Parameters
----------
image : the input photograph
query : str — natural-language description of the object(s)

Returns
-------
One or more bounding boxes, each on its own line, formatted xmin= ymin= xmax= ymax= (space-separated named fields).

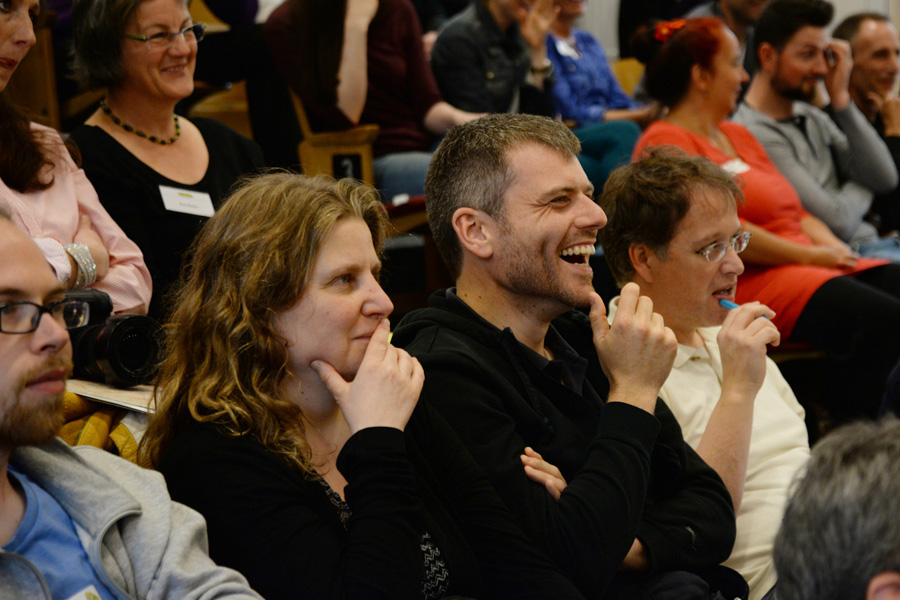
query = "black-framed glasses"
xmin=126 ymin=22 xmax=206 ymax=47
xmin=0 ymin=300 xmax=90 ymax=334
xmin=695 ymin=231 xmax=752 ymax=262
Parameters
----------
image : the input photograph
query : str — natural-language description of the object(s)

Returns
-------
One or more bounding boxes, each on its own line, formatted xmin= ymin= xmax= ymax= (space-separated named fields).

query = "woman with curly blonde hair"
xmin=139 ymin=172 xmax=585 ymax=600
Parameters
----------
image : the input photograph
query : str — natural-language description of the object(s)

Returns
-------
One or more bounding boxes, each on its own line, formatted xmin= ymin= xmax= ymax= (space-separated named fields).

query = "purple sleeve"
xmin=202 ymin=0 xmax=259 ymax=27
xmin=398 ymin=0 xmax=443 ymax=122
xmin=264 ymin=3 xmax=354 ymax=132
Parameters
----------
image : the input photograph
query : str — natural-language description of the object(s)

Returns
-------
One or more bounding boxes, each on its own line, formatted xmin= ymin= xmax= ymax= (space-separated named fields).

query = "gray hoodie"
xmin=1 ymin=438 xmax=263 ymax=600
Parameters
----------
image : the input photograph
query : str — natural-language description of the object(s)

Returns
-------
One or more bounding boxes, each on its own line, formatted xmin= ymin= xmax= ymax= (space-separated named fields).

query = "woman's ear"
xmin=691 ymin=62 xmax=711 ymax=94
xmin=451 ymin=207 xmax=494 ymax=260
xmin=628 ymin=243 xmax=657 ymax=284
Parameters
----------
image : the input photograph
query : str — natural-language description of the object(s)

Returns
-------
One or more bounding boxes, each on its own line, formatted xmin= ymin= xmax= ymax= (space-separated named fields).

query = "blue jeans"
xmin=854 ymin=236 xmax=900 ymax=262
xmin=574 ymin=120 xmax=641 ymax=189
xmin=373 ymin=151 xmax=433 ymax=203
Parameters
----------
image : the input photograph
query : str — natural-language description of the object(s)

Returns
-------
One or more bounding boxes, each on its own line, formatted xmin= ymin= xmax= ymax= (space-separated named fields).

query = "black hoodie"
xmin=392 ymin=289 xmax=736 ymax=598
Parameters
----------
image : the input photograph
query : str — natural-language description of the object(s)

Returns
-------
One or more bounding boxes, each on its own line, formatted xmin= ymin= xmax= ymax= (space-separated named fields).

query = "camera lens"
xmin=71 ymin=316 xmax=162 ymax=388
xmin=92 ymin=316 xmax=162 ymax=388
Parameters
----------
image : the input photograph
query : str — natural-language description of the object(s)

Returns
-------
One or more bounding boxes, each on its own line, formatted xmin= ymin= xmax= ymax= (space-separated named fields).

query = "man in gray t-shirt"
xmin=733 ymin=0 xmax=900 ymax=258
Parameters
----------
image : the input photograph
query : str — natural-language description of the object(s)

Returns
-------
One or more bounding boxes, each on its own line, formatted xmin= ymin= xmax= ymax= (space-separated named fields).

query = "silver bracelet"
xmin=65 ymin=242 xmax=97 ymax=289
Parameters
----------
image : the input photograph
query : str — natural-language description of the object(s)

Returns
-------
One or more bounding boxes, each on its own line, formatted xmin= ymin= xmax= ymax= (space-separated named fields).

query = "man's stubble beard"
xmin=0 ymin=356 xmax=73 ymax=448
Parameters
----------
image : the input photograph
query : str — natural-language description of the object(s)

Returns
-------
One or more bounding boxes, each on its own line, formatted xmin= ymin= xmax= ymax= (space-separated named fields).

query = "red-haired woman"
xmin=632 ymin=16 xmax=900 ymax=415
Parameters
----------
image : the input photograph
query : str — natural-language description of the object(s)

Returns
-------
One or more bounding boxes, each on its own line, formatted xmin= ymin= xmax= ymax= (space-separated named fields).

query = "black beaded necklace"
xmin=100 ymin=100 xmax=181 ymax=145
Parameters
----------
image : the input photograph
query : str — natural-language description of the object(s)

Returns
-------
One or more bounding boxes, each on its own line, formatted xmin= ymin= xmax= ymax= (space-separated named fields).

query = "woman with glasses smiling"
xmin=630 ymin=17 xmax=900 ymax=419
xmin=69 ymin=0 xmax=265 ymax=321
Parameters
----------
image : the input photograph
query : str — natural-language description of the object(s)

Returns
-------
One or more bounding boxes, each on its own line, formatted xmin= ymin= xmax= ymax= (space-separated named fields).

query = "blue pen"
xmin=718 ymin=299 xmax=740 ymax=310
xmin=720 ymin=298 xmax=771 ymax=319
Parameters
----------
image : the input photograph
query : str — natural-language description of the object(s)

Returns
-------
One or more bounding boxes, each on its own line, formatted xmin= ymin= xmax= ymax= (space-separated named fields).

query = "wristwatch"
xmin=530 ymin=59 xmax=554 ymax=77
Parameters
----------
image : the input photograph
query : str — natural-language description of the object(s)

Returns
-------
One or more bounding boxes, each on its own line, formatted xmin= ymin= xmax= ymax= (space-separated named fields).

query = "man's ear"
xmin=451 ymin=207 xmax=495 ymax=260
xmin=757 ymin=42 xmax=778 ymax=74
xmin=867 ymin=572 xmax=900 ymax=600
xmin=628 ymin=244 xmax=657 ymax=284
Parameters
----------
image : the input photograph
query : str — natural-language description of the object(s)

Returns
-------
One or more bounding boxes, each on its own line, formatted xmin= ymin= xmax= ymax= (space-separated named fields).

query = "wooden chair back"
xmin=610 ymin=57 xmax=645 ymax=97
xmin=289 ymin=90 xmax=379 ymax=185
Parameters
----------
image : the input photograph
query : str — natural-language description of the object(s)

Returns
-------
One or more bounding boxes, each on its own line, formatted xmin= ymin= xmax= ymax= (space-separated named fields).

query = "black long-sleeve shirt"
xmin=159 ymin=404 xmax=587 ymax=600
xmin=393 ymin=290 xmax=737 ymax=599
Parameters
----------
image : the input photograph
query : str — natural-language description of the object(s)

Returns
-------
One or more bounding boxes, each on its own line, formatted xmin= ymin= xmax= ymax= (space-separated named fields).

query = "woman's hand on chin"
xmin=311 ymin=318 xmax=423 ymax=434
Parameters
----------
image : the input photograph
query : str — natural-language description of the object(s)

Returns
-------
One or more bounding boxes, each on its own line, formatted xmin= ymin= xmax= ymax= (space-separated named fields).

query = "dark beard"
xmin=0 ymin=356 xmax=73 ymax=448
xmin=772 ymin=74 xmax=818 ymax=103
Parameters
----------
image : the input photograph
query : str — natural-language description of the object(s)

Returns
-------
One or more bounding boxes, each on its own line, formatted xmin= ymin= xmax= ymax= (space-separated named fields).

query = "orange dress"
xmin=634 ymin=120 xmax=886 ymax=338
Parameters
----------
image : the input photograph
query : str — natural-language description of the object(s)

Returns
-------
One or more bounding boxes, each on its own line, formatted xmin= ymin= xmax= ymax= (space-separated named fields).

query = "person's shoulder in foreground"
xmin=776 ymin=417 xmax=900 ymax=600
xmin=0 ymin=213 xmax=260 ymax=600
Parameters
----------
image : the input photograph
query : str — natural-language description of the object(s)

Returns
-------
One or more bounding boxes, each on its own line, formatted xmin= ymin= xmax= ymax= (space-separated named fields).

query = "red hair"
xmin=634 ymin=17 xmax=728 ymax=107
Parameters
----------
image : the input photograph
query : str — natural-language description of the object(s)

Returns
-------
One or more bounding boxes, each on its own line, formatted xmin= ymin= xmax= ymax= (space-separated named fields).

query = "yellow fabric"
xmin=59 ymin=390 xmax=139 ymax=463
xmin=109 ymin=422 xmax=139 ymax=463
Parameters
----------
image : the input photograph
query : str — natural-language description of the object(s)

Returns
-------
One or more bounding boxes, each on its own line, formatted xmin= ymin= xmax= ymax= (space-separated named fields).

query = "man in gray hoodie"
xmin=0 ymin=210 xmax=262 ymax=600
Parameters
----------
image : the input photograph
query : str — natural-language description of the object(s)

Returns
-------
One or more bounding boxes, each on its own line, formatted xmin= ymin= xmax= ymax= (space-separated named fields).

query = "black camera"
xmin=66 ymin=290 xmax=162 ymax=388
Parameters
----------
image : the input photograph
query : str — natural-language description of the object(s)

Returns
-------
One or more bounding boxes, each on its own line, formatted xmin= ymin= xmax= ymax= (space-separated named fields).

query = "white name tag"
xmin=720 ymin=158 xmax=751 ymax=175
xmin=66 ymin=584 xmax=102 ymax=600
xmin=159 ymin=185 xmax=215 ymax=217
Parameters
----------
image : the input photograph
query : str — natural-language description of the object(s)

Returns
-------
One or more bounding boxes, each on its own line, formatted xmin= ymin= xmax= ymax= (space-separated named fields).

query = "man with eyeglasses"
xmin=0 ymin=212 xmax=262 ymax=599
xmin=597 ymin=149 xmax=810 ymax=600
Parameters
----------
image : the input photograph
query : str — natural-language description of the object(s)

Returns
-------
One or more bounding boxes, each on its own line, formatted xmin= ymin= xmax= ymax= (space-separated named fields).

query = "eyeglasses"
xmin=125 ymin=22 xmax=206 ymax=47
xmin=0 ymin=300 xmax=90 ymax=334
xmin=695 ymin=231 xmax=752 ymax=262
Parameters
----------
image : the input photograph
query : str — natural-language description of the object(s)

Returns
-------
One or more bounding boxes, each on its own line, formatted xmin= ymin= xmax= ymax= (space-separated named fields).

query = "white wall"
xmin=579 ymin=0 xmax=893 ymax=61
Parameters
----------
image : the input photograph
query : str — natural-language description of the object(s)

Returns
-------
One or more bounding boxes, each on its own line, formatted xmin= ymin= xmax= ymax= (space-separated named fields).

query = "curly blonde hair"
xmin=138 ymin=173 xmax=389 ymax=476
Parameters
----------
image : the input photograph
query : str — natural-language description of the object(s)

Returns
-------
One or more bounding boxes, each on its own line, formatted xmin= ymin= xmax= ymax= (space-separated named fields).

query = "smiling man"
xmin=598 ymin=148 xmax=810 ymax=600
xmin=0 ymin=211 xmax=261 ymax=600
xmin=392 ymin=114 xmax=738 ymax=599
xmin=833 ymin=13 xmax=900 ymax=123
xmin=833 ymin=13 xmax=900 ymax=234
xmin=733 ymin=0 xmax=900 ymax=260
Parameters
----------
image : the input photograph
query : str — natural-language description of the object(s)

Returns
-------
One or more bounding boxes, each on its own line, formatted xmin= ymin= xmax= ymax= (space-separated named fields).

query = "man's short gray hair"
xmin=775 ymin=418 xmax=900 ymax=600
xmin=424 ymin=113 xmax=581 ymax=280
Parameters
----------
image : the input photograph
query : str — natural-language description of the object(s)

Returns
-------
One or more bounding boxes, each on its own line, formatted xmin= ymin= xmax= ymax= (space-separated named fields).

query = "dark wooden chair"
xmin=289 ymin=90 xmax=380 ymax=185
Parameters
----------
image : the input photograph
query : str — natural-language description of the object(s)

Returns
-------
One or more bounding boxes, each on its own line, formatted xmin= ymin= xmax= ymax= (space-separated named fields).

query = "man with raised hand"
xmin=734 ymin=0 xmax=900 ymax=260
